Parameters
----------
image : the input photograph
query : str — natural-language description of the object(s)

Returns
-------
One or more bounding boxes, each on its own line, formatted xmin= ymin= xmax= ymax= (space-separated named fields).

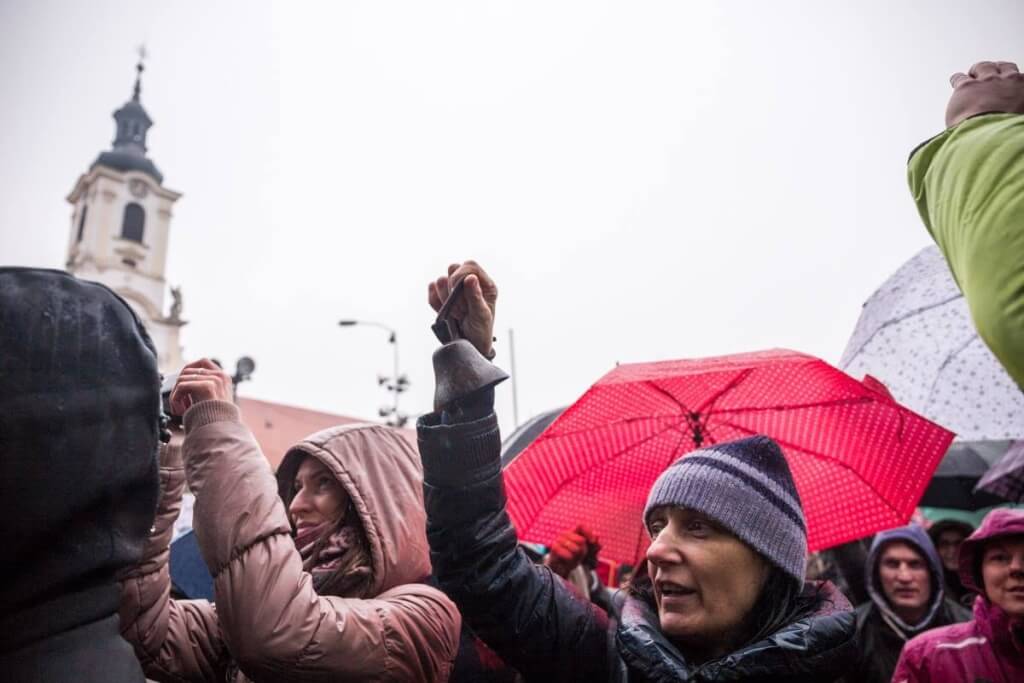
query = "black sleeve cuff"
xmin=417 ymin=410 xmax=502 ymax=488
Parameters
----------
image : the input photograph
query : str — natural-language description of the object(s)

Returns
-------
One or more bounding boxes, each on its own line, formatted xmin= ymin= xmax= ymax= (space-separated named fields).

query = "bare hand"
xmin=946 ymin=61 xmax=1024 ymax=128
xmin=169 ymin=358 xmax=233 ymax=416
xmin=427 ymin=260 xmax=497 ymax=358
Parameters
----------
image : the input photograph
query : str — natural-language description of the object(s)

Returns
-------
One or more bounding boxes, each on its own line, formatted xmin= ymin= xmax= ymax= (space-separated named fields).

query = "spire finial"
xmin=133 ymin=44 xmax=148 ymax=102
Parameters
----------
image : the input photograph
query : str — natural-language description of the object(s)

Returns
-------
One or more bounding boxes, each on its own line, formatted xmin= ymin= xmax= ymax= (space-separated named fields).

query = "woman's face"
xmin=936 ymin=529 xmax=968 ymax=572
xmin=646 ymin=507 xmax=769 ymax=653
xmin=981 ymin=535 xmax=1024 ymax=618
xmin=288 ymin=456 xmax=349 ymax=532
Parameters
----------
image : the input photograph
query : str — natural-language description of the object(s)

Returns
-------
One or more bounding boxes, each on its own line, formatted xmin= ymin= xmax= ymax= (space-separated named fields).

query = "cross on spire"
xmin=133 ymin=44 xmax=147 ymax=102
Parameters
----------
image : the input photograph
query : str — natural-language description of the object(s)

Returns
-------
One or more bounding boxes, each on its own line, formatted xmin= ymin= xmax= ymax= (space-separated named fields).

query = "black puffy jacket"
xmin=0 ymin=269 xmax=161 ymax=683
xmin=418 ymin=410 xmax=858 ymax=682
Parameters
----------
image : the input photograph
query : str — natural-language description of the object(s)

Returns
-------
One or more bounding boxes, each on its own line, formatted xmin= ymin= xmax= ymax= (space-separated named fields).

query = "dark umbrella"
xmin=975 ymin=441 xmax=1024 ymax=503
xmin=920 ymin=441 xmax=1011 ymax=510
xmin=501 ymin=407 xmax=565 ymax=468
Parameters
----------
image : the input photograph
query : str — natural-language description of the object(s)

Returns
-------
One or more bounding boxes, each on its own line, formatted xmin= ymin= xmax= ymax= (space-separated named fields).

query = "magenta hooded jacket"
xmin=892 ymin=508 xmax=1024 ymax=683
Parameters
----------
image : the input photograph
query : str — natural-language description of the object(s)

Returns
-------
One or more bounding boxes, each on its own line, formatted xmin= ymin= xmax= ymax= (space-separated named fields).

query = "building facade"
xmin=65 ymin=61 xmax=185 ymax=374
xmin=63 ymin=60 xmax=377 ymax=460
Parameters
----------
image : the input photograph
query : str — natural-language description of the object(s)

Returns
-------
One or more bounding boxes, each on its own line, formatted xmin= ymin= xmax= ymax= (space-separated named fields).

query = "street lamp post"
xmin=209 ymin=356 xmax=256 ymax=403
xmin=338 ymin=320 xmax=410 ymax=427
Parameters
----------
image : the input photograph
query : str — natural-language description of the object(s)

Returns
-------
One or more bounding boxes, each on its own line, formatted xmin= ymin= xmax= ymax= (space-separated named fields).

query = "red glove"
xmin=545 ymin=526 xmax=601 ymax=578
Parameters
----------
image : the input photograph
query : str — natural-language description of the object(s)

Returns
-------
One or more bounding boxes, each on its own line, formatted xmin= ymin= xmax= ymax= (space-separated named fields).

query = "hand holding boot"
xmin=428 ymin=260 xmax=497 ymax=359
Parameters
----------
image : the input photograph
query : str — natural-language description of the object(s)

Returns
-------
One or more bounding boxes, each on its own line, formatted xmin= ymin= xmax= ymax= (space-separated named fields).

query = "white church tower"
xmin=65 ymin=58 xmax=186 ymax=374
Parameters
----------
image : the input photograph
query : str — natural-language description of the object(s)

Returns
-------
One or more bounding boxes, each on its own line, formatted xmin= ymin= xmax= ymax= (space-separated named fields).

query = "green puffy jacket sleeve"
xmin=908 ymin=113 xmax=1024 ymax=390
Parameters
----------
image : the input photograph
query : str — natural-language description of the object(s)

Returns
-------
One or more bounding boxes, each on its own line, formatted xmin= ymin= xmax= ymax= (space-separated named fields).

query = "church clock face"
xmin=129 ymin=179 xmax=149 ymax=199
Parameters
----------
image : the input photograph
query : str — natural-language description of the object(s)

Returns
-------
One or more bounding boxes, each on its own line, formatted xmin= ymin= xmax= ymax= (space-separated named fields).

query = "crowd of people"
xmin=2 ymin=61 xmax=1024 ymax=682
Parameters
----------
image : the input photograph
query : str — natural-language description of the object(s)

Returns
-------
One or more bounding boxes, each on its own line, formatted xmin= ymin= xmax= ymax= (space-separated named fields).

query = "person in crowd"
xmin=893 ymin=508 xmax=1024 ymax=682
xmin=808 ymin=539 xmax=871 ymax=607
xmin=417 ymin=261 xmax=857 ymax=681
xmin=908 ymin=60 xmax=1024 ymax=389
xmin=118 ymin=358 xmax=461 ymax=682
xmin=928 ymin=519 xmax=976 ymax=606
xmin=544 ymin=525 xmax=616 ymax=612
xmin=545 ymin=525 xmax=601 ymax=583
xmin=847 ymin=525 xmax=970 ymax=683
xmin=0 ymin=268 xmax=161 ymax=683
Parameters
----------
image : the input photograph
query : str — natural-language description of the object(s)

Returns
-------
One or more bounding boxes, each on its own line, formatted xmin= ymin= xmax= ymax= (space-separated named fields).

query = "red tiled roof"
xmin=236 ymin=397 xmax=375 ymax=470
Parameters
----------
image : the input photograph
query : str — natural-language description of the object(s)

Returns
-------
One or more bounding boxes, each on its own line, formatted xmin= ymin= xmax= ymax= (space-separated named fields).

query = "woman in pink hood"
xmin=893 ymin=508 xmax=1024 ymax=683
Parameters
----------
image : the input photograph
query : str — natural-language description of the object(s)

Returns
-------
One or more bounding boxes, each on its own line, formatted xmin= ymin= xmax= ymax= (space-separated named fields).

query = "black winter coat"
xmin=0 ymin=269 xmax=161 ymax=683
xmin=418 ymin=410 xmax=859 ymax=682
xmin=848 ymin=598 xmax=971 ymax=683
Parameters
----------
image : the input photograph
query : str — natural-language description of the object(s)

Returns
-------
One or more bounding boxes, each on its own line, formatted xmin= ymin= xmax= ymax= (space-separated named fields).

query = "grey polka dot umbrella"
xmin=840 ymin=246 xmax=1024 ymax=441
xmin=975 ymin=441 xmax=1024 ymax=503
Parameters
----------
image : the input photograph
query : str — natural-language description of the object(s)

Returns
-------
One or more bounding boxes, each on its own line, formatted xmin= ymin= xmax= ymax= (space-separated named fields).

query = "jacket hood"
xmin=927 ymin=519 xmax=975 ymax=546
xmin=276 ymin=423 xmax=431 ymax=596
xmin=865 ymin=525 xmax=945 ymax=633
xmin=617 ymin=581 xmax=856 ymax=681
xmin=0 ymin=268 xmax=160 ymax=654
xmin=958 ymin=508 xmax=1024 ymax=597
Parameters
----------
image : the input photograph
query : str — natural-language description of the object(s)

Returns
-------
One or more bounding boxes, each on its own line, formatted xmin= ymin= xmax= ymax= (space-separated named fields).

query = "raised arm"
xmin=419 ymin=262 xmax=611 ymax=681
xmin=172 ymin=361 xmax=461 ymax=682
xmin=908 ymin=60 xmax=1024 ymax=388
xmin=117 ymin=442 xmax=228 ymax=682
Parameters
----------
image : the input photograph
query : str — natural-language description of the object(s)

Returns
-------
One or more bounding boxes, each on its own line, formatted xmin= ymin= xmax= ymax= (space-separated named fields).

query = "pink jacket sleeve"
xmin=891 ymin=641 xmax=927 ymax=683
xmin=117 ymin=442 xmax=228 ymax=682
xmin=183 ymin=400 xmax=461 ymax=683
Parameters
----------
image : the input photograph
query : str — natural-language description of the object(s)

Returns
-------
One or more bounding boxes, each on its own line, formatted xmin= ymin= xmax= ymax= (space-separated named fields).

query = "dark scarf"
xmin=295 ymin=519 xmax=372 ymax=595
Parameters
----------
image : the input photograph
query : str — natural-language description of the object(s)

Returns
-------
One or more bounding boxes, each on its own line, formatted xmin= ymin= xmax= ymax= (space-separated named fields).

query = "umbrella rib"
xmin=696 ymin=368 xmax=755 ymax=413
xmin=711 ymin=396 xmax=875 ymax=416
xmin=517 ymin=419 xmax=685 ymax=533
xmin=642 ymin=380 xmax=690 ymax=413
xmin=925 ymin=333 xmax=976 ymax=406
xmin=630 ymin=425 xmax=691 ymax=565
xmin=524 ymin=379 xmax=688 ymax=446
xmin=715 ymin=418 xmax=904 ymax=519
xmin=843 ymin=293 xmax=964 ymax=365
xmin=538 ymin=414 xmax=680 ymax=442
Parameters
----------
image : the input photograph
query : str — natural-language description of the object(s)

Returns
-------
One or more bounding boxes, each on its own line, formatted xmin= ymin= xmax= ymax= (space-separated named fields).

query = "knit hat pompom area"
xmin=643 ymin=435 xmax=808 ymax=586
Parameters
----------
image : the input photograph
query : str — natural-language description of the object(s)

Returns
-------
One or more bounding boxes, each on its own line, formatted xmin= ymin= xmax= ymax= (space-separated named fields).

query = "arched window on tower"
xmin=121 ymin=203 xmax=145 ymax=243
xmin=76 ymin=204 xmax=88 ymax=242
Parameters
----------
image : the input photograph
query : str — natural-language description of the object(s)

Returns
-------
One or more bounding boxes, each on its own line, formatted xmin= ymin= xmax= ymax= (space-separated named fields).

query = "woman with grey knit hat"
xmin=418 ymin=261 xmax=858 ymax=682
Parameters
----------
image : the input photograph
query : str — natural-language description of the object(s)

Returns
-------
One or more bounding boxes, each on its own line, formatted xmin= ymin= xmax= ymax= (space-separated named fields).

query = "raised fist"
xmin=427 ymin=260 xmax=498 ymax=359
xmin=169 ymin=358 xmax=233 ymax=416
xmin=946 ymin=61 xmax=1024 ymax=128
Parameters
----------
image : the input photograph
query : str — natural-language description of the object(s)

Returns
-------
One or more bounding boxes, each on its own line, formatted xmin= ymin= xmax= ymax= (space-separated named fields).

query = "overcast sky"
xmin=2 ymin=1 xmax=1022 ymax=435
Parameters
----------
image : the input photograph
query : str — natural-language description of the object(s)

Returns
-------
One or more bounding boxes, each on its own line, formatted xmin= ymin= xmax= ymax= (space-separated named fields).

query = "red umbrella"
xmin=504 ymin=349 xmax=955 ymax=567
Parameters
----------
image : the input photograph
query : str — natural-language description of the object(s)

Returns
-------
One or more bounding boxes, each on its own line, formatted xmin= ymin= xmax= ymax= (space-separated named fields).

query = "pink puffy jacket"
xmin=892 ymin=509 xmax=1024 ymax=683
xmin=118 ymin=400 xmax=461 ymax=682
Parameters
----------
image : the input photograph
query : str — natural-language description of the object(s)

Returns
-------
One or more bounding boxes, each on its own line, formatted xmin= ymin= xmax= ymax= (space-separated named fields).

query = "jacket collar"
xmin=616 ymin=597 xmax=691 ymax=681
xmin=616 ymin=582 xmax=856 ymax=681
xmin=971 ymin=596 xmax=1024 ymax=659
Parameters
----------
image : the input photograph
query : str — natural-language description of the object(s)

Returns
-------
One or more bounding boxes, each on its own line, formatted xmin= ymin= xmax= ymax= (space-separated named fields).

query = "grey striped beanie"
xmin=643 ymin=435 xmax=807 ymax=586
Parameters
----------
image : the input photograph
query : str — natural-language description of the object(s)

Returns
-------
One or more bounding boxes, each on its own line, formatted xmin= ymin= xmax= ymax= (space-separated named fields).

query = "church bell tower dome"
xmin=91 ymin=61 xmax=164 ymax=183
xmin=65 ymin=54 xmax=186 ymax=374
